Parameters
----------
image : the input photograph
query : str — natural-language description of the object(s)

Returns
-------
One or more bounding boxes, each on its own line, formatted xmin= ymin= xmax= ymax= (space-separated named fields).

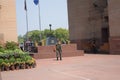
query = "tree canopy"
xmin=18 ymin=28 xmax=69 ymax=43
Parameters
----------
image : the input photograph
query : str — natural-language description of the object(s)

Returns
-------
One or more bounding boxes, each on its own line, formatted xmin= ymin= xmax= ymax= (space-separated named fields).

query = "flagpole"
xmin=38 ymin=0 xmax=42 ymax=41
xmin=26 ymin=10 xmax=29 ymax=41
xmin=25 ymin=0 xmax=29 ymax=41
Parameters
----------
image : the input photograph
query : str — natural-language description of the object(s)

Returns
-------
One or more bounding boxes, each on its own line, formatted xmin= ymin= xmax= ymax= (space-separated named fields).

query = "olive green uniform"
xmin=56 ymin=43 xmax=62 ymax=60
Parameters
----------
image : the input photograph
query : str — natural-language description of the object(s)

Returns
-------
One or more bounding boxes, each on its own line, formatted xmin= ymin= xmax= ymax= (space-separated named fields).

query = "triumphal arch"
xmin=68 ymin=0 xmax=120 ymax=54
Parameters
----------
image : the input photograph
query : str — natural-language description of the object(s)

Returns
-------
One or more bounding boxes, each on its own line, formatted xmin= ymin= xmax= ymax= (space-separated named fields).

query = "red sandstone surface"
xmin=1 ymin=54 xmax=120 ymax=80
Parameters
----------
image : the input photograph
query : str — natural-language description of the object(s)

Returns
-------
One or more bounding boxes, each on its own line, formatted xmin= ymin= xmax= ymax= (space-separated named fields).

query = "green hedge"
xmin=0 ymin=49 xmax=36 ymax=71
xmin=0 ymin=41 xmax=36 ymax=71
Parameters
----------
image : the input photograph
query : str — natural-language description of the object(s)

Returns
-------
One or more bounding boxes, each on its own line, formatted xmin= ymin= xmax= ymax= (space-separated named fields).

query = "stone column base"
xmin=71 ymin=39 xmax=89 ymax=50
xmin=71 ymin=39 xmax=102 ymax=53
xmin=109 ymin=37 xmax=120 ymax=54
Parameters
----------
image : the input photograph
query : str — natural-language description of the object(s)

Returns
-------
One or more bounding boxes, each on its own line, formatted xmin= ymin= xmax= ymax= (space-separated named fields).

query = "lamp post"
xmin=49 ymin=24 xmax=52 ymax=32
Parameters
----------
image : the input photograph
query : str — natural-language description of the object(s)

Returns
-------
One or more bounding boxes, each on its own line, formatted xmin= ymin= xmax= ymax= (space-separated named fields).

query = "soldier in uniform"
xmin=55 ymin=41 xmax=62 ymax=60
xmin=91 ymin=39 xmax=97 ymax=53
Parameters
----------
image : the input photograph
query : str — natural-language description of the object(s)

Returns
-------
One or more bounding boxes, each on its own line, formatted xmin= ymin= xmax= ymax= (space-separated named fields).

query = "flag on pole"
xmin=24 ymin=0 xmax=27 ymax=10
xmin=34 ymin=0 xmax=39 ymax=5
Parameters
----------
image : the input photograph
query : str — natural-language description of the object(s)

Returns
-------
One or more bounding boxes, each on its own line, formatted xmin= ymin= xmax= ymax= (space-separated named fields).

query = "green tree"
xmin=28 ymin=30 xmax=41 ymax=42
xmin=18 ymin=28 xmax=69 ymax=44
xmin=43 ymin=29 xmax=54 ymax=38
xmin=18 ymin=35 xmax=24 ymax=43
xmin=54 ymin=28 xmax=69 ymax=41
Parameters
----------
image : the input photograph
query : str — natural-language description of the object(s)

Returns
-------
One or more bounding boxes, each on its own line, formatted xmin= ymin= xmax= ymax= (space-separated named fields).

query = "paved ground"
xmin=1 ymin=54 xmax=120 ymax=80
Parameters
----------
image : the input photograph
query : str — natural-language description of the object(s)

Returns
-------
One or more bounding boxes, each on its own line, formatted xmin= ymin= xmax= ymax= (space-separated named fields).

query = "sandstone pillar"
xmin=0 ymin=0 xmax=18 ymax=43
xmin=108 ymin=0 xmax=120 ymax=54
xmin=67 ymin=0 xmax=102 ymax=50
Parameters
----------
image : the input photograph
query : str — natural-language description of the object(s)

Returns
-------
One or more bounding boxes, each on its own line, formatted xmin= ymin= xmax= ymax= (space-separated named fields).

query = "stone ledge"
xmin=33 ymin=44 xmax=84 ymax=59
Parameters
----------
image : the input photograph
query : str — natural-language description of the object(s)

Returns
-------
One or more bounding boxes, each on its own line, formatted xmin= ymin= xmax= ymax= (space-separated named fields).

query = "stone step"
xmin=33 ymin=44 xmax=84 ymax=59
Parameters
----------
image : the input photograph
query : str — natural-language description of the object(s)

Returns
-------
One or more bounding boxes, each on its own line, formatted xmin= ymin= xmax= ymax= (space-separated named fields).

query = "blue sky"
xmin=16 ymin=0 xmax=68 ymax=36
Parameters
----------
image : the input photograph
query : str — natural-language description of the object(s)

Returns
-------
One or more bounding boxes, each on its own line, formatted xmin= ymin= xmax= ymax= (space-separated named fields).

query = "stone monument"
xmin=0 ymin=0 xmax=17 ymax=43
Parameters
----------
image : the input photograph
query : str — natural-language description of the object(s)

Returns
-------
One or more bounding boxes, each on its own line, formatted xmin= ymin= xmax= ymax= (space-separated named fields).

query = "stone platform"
xmin=33 ymin=44 xmax=84 ymax=59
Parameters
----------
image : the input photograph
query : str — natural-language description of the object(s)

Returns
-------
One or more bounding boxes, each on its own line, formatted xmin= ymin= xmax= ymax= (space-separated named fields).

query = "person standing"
xmin=19 ymin=43 xmax=24 ymax=51
xmin=91 ymin=40 xmax=97 ymax=53
xmin=55 ymin=41 xmax=62 ymax=60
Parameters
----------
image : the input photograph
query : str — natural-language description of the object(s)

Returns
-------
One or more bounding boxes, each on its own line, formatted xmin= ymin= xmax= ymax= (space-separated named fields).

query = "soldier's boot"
xmin=57 ymin=57 xmax=59 ymax=60
xmin=60 ymin=56 xmax=62 ymax=60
